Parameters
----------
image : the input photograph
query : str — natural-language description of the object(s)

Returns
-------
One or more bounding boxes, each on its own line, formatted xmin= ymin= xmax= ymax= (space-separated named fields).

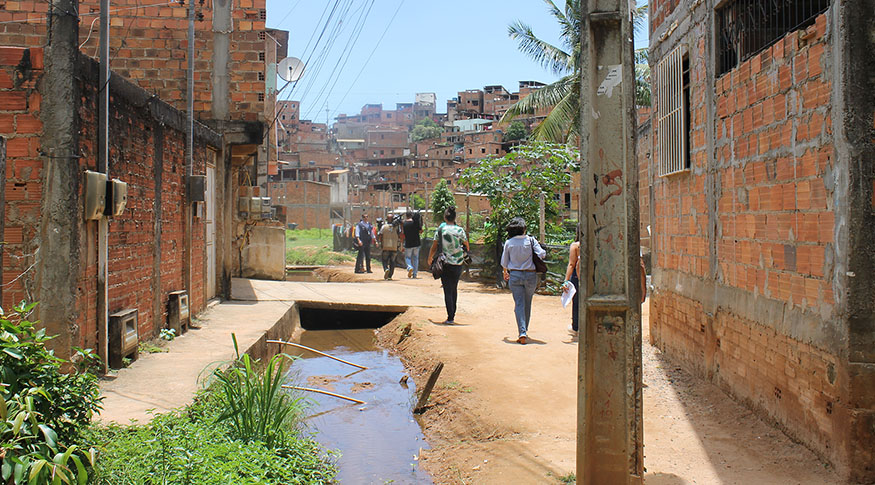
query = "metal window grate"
xmin=717 ymin=0 xmax=831 ymax=77
xmin=655 ymin=46 xmax=689 ymax=177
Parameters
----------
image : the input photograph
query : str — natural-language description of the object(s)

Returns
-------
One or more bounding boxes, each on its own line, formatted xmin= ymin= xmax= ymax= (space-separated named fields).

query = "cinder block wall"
xmin=648 ymin=2 xmax=874 ymax=481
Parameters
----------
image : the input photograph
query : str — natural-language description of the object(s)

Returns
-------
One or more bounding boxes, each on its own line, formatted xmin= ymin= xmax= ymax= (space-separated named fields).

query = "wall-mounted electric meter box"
xmin=84 ymin=170 xmax=107 ymax=220
xmin=106 ymin=179 xmax=128 ymax=216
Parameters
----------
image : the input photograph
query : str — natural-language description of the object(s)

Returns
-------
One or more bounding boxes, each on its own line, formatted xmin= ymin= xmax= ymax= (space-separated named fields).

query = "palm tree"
xmin=501 ymin=0 xmax=649 ymax=143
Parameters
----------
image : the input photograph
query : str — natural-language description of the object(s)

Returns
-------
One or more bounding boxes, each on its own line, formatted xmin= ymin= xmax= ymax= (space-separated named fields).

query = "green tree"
xmin=410 ymin=193 xmax=426 ymax=210
xmin=430 ymin=179 xmax=455 ymax=224
xmin=501 ymin=0 xmax=648 ymax=142
xmin=458 ymin=142 xmax=580 ymax=249
xmin=635 ymin=48 xmax=651 ymax=107
xmin=410 ymin=118 xmax=443 ymax=142
xmin=503 ymin=120 xmax=528 ymax=142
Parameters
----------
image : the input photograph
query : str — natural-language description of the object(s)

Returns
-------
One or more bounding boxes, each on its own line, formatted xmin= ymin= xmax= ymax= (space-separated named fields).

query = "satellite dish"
xmin=278 ymin=57 xmax=305 ymax=82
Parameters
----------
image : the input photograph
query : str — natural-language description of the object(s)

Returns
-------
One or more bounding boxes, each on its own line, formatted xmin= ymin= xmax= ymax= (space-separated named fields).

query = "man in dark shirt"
xmin=401 ymin=211 xmax=422 ymax=278
xmin=354 ymin=213 xmax=374 ymax=273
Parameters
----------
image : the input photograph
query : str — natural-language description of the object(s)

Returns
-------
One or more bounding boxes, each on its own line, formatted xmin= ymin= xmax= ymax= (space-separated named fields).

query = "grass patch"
xmin=286 ymin=247 xmax=354 ymax=266
xmin=84 ymin=392 xmax=335 ymax=484
xmin=286 ymin=228 xmax=333 ymax=248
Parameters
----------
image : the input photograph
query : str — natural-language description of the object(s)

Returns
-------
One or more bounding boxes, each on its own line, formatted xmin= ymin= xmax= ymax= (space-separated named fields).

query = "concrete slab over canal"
xmin=98 ymin=277 xmax=442 ymax=424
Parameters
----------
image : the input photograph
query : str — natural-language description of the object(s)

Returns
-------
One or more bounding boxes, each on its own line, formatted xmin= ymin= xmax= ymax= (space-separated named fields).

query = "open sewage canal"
xmin=282 ymin=306 xmax=433 ymax=484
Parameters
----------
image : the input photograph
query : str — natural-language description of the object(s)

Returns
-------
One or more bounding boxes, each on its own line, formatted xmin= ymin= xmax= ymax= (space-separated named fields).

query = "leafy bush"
xmin=0 ymin=302 xmax=102 ymax=444
xmin=0 ymin=302 xmax=100 ymax=484
xmin=212 ymin=340 xmax=305 ymax=448
xmin=85 ymin=392 xmax=334 ymax=484
xmin=1 ymin=391 xmax=95 ymax=484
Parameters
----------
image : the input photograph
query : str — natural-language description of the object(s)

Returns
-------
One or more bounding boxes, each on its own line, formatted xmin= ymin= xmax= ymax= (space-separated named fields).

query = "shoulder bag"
xmin=530 ymin=236 xmax=548 ymax=273
xmin=430 ymin=227 xmax=446 ymax=279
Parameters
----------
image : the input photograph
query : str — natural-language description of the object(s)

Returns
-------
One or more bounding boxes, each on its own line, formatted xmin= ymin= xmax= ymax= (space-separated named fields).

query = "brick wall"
xmin=270 ymin=180 xmax=330 ymax=229
xmin=0 ymin=0 xmax=268 ymax=123
xmin=647 ymin=7 xmax=865 ymax=476
xmin=0 ymin=47 xmax=218 ymax=351
xmin=637 ymin=108 xmax=652 ymax=250
xmin=0 ymin=47 xmax=43 ymax=312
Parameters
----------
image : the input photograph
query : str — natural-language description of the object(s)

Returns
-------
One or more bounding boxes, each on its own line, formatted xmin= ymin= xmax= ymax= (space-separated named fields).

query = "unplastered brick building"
xmin=646 ymin=1 xmax=873 ymax=480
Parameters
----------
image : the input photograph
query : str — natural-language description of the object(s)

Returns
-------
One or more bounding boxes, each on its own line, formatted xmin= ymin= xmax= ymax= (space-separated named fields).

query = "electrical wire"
xmin=329 ymin=0 xmax=406 ymax=121
xmin=301 ymin=0 xmax=375 ymax=121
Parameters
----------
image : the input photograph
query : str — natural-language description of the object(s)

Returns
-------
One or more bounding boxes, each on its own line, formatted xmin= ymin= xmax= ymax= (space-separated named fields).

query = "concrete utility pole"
xmin=576 ymin=0 xmax=643 ymax=483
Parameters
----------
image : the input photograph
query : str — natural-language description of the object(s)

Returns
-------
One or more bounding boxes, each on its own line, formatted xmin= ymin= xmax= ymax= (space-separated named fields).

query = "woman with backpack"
xmin=500 ymin=217 xmax=546 ymax=344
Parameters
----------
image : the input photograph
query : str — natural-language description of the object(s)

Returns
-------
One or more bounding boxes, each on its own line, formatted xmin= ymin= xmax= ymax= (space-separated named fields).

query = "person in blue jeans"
xmin=401 ymin=211 xmax=422 ymax=278
xmin=500 ymin=217 xmax=546 ymax=344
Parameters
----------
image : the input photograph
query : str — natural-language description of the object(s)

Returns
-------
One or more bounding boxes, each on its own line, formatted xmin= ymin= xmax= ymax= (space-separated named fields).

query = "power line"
xmin=329 ymin=0 xmax=406 ymax=121
xmin=301 ymin=0 xmax=376 ymax=120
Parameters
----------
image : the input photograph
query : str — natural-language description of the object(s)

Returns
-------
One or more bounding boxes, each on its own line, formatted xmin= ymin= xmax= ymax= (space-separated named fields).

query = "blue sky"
xmin=265 ymin=1 xmax=649 ymax=124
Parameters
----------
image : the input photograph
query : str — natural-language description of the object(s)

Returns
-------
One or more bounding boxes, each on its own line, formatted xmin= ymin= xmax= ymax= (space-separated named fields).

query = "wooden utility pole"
xmin=576 ymin=0 xmax=643 ymax=483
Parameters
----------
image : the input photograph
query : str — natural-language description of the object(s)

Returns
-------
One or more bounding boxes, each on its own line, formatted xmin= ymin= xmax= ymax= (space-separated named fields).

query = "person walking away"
xmin=562 ymin=232 xmax=581 ymax=334
xmin=501 ymin=217 xmax=546 ymax=345
xmin=379 ymin=214 xmax=400 ymax=280
xmin=402 ymin=210 xmax=422 ymax=278
xmin=354 ymin=213 xmax=374 ymax=274
xmin=562 ymin=231 xmax=647 ymax=334
xmin=428 ymin=207 xmax=469 ymax=324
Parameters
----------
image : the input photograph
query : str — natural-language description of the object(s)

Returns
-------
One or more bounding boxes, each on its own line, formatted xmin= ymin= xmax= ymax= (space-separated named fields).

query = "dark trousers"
xmin=381 ymin=250 xmax=396 ymax=278
xmin=355 ymin=243 xmax=372 ymax=272
xmin=570 ymin=271 xmax=580 ymax=332
xmin=440 ymin=263 xmax=464 ymax=321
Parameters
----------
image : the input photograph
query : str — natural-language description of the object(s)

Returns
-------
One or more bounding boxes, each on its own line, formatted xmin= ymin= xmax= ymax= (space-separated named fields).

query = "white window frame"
xmin=655 ymin=45 xmax=690 ymax=177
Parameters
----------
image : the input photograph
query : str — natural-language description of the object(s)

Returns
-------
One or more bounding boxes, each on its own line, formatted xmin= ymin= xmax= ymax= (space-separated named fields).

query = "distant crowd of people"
xmin=351 ymin=210 xmax=423 ymax=280
xmin=349 ymin=208 xmax=645 ymax=345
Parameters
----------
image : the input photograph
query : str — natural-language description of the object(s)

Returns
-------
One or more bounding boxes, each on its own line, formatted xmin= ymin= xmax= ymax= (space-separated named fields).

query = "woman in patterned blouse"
xmin=428 ymin=206 xmax=469 ymax=324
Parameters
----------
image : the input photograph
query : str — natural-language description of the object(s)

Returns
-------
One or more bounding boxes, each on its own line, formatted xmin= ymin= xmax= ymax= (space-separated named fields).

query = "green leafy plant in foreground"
xmin=212 ymin=337 xmax=305 ymax=448
xmin=0 ymin=302 xmax=100 ymax=484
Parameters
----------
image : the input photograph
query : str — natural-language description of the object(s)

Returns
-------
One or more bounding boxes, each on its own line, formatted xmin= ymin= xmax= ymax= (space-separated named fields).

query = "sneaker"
xmin=384 ymin=268 xmax=390 ymax=279
xmin=408 ymin=268 xmax=413 ymax=278
xmin=568 ymin=325 xmax=578 ymax=333
xmin=517 ymin=336 xmax=527 ymax=345
xmin=366 ymin=270 xmax=373 ymax=273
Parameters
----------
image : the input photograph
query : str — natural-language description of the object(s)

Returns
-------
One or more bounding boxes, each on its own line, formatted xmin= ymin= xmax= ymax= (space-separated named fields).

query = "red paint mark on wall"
xmin=600 ymin=169 xmax=623 ymax=205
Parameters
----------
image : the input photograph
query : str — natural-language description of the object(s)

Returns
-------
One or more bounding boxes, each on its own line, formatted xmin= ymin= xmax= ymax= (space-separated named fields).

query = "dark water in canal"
xmin=285 ymin=328 xmax=433 ymax=484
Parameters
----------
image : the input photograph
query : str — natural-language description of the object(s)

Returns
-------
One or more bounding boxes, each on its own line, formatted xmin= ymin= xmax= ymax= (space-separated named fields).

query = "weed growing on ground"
xmin=138 ymin=341 xmax=167 ymax=354
xmin=159 ymin=328 xmax=176 ymax=341
xmin=558 ymin=472 xmax=576 ymax=483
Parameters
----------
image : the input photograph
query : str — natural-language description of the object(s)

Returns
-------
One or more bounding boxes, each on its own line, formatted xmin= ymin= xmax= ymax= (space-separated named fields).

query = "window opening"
xmin=716 ymin=0 xmax=831 ymax=76
xmin=655 ymin=45 xmax=691 ymax=176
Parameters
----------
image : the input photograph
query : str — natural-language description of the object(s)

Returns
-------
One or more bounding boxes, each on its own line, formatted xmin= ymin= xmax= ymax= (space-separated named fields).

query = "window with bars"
xmin=655 ymin=45 xmax=691 ymax=177
xmin=717 ymin=0 xmax=831 ymax=77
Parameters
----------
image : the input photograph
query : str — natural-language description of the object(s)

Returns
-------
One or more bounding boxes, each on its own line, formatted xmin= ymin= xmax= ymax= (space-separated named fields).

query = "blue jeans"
xmin=508 ymin=270 xmax=538 ymax=337
xmin=404 ymin=246 xmax=420 ymax=276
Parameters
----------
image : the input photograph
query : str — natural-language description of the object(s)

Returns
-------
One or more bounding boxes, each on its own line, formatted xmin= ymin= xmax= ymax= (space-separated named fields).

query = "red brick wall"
xmin=0 ymin=0 xmax=268 ymax=122
xmin=713 ymin=14 xmax=833 ymax=307
xmin=649 ymin=10 xmax=845 ymax=470
xmin=0 ymin=47 xmax=43 ymax=312
xmin=637 ymin=108 xmax=652 ymax=249
xmin=269 ymin=181 xmax=330 ymax=229
xmin=1 ymin=48 xmax=214 ymax=349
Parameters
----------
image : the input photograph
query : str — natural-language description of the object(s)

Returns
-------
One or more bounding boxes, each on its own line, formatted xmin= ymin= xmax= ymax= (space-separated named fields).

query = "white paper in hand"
xmin=561 ymin=283 xmax=576 ymax=308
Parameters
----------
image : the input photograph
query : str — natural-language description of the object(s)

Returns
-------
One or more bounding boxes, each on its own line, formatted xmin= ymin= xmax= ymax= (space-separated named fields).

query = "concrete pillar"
xmin=576 ymin=0 xmax=643 ymax=483
xmin=836 ymin=2 xmax=875 ymax=482
xmin=37 ymin=0 xmax=81 ymax=357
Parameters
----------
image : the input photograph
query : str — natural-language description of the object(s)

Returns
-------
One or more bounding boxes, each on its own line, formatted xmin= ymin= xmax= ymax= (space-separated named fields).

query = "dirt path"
xmin=321 ymin=263 xmax=840 ymax=484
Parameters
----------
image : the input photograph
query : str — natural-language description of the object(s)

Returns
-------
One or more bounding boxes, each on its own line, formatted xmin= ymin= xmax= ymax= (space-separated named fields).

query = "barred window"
xmin=655 ymin=45 xmax=691 ymax=177
xmin=717 ymin=0 xmax=831 ymax=76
